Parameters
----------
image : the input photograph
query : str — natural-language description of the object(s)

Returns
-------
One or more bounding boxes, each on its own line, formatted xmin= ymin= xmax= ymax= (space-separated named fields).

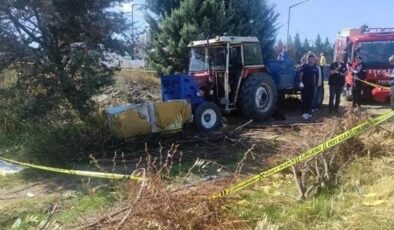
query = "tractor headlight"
xmin=196 ymin=90 xmax=204 ymax=97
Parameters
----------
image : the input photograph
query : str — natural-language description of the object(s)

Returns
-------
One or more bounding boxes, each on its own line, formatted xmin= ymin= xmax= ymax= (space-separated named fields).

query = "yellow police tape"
xmin=0 ymin=156 xmax=145 ymax=181
xmin=212 ymin=111 xmax=394 ymax=199
xmin=356 ymin=78 xmax=390 ymax=90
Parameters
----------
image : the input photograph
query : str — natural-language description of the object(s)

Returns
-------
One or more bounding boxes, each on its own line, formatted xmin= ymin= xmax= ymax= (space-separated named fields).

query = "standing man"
xmin=384 ymin=55 xmax=394 ymax=110
xmin=312 ymin=59 xmax=324 ymax=112
xmin=299 ymin=54 xmax=317 ymax=120
xmin=328 ymin=56 xmax=347 ymax=113
xmin=349 ymin=56 xmax=366 ymax=109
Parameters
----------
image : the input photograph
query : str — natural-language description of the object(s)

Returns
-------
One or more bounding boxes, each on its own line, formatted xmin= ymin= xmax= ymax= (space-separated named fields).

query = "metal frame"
xmin=189 ymin=36 xmax=260 ymax=47
xmin=189 ymin=37 xmax=265 ymax=112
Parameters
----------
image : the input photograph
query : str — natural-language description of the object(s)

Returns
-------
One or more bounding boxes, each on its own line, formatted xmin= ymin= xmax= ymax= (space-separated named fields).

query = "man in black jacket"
xmin=329 ymin=56 xmax=347 ymax=113
xmin=384 ymin=55 xmax=394 ymax=110
xmin=350 ymin=56 xmax=366 ymax=108
xmin=299 ymin=54 xmax=317 ymax=119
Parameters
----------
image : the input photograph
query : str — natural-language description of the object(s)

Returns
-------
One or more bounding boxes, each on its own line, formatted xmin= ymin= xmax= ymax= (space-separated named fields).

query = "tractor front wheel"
xmin=239 ymin=74 xmax=277 ymax=122
xmin=194 ymin=102 xmax=222 ymax=132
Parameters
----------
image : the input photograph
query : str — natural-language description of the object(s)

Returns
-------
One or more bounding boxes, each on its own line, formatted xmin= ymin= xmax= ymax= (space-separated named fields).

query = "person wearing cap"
xmin=329 ymin=55 xmax=347 ymax=113
xmin=384 ymin=55 xmax=394 ymax=110
xmin=299 ymin=54 xmax=318 ymax=120
xmin=349 ymin=56 xmax=367 ymax=109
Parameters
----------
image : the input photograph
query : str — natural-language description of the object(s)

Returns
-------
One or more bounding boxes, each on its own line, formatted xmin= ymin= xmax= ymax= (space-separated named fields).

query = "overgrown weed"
xmin=117 ymin=69 xmax=160 ymax=87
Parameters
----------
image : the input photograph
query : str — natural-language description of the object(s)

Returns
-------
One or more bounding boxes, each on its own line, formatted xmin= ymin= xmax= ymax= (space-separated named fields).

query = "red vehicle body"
xmin=334 ymin=28 xmax=394 ymax=103
xmin=187 ymin=36 xmax=278 ymax=129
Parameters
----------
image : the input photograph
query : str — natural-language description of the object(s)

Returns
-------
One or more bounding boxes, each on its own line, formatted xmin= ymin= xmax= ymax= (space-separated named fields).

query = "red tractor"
xmin=334 ymin=28 xmax=394 ymax=103
xmin=162 ymin=36 xmax=323 ymax=131
xmin=162 ymin=36 xmax=280 ymax=131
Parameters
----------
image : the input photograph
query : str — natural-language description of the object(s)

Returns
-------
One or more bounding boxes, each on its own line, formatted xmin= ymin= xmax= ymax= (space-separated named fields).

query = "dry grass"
xmin=262 ymin=111 xmax=375 ymax=200
xmin=0 ymin=69 xmax=18 ymax=88
xmin=77 ymin=144 xmax=249 ymax=230
xmin=69 ymin=111 xmax=393 ymax=230
xmin=29 ymin=114 xmax=388 ymax=230
xmin=116 ymin=69 xmax=160 ymax=88
xmin=232 ymin=112 xmax=394 ymax=229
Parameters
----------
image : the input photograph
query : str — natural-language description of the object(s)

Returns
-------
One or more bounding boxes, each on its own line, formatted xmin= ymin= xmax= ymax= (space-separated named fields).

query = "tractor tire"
xmin=194 ymin=102 xmax=222 ymax=132
xmin=239 ymin=73 xmax=277 ymax=122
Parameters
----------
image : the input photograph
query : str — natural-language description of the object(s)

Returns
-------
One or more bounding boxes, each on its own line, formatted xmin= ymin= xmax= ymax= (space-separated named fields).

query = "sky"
xmin=124 ymin=0 xmax=394 ymax=43
xmin=273 ymin=0 xmax=394 ymax=43
xmin=119 ymin=0 xmax=147 ymax=29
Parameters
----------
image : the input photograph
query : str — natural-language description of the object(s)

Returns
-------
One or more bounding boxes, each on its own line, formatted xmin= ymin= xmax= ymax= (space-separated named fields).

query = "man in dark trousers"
xmin=384 ymin=55 xmax=394 ymax=110
xmin=350 ymin=56 xmax=366 ymax=108
xmin=299 ymin=54 xmax=317 ymax=120
xmin=329 ymin=55 xmax=347 ymax=113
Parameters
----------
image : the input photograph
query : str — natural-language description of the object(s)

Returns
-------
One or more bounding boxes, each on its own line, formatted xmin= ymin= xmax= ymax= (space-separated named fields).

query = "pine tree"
xmin=0 ymin=0 xmax=129 ymax=117
xmin=323 ymin=37 xmax=334 ymax=62
xmin=275 ymin=39 xmax=285 ymax=58
xmin=314 ymin=34 xmax=323 ymax=54
xmin=146 ymin=0 xmax=181 ymax=16
xmin=146 ymin=0 xmax=278 ymax=74
xmin=293 ymin=33 xmax=303 ymax=63
xmin=302 ymin=39 xmax=311 ymax=54
xmin=229 ymin=0 xmax=278 ymax=60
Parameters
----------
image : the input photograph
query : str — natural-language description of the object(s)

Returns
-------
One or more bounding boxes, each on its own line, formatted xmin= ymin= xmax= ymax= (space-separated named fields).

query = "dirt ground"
xmin=0 ymin=79 xmax=392 ymax=228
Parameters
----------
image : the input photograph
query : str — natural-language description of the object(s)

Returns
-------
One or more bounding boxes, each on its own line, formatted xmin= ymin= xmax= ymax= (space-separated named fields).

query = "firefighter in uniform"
xmin=349 ymin=56 xmax=367 ymax=109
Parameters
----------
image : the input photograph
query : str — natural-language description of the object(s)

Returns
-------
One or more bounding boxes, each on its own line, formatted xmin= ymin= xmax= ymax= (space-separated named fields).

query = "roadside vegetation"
xmin=0 ymin=0 xmax=393 ymax=229
xmin=1 ymin=65 xmax=393 ymax=228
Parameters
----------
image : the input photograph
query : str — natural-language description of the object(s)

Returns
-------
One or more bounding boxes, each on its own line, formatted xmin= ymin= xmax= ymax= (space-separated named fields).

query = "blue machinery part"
xmin=161 ymin=74 xmax=205 ymax=108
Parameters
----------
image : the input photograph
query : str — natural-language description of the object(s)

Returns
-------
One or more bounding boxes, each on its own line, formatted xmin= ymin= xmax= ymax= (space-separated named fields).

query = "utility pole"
xmin=130 ymin=3 xmax=146 ymax=60
xmin=287 ymin=0 xmax=310 ymax=45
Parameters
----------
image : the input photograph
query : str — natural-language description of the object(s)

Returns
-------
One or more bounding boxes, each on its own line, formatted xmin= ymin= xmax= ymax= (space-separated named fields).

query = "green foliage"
xmin=314 ymin=34 xmax=323 ymax=54
xmin=146 ymin=0 xmax=181 ymax=16
xmin=322 ymin=37 xmax=334 ymax=61
xmin=146 ymin=0 xmax=278 ymax=74
xmin=0 ymin=182 xmax=116 ymax=229
xmin=302 ymin=39 xmax=311 ymax=54
xmin=285 ymin=33 xmax=334 ymax=64
xmin=292 ymin=33 xmax=303 ymax=63
xmin=0 ymin=0 xmax=127 ymax=118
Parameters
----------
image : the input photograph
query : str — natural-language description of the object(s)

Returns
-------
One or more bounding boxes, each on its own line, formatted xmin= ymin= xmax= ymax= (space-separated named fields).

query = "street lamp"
xmin=287 ymin=0 xmax=310 ymax=44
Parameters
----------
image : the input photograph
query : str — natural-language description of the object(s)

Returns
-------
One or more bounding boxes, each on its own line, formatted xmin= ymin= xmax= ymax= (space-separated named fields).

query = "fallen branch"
xmin=117 ymin=168 xmax=147 ymax=229
xmin=229 ymin=119 xmax=253 ymax=135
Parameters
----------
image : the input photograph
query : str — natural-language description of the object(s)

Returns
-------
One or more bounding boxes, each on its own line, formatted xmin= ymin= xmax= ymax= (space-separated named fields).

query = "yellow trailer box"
xmin=105 ymin=100 xmax=192 ymax=139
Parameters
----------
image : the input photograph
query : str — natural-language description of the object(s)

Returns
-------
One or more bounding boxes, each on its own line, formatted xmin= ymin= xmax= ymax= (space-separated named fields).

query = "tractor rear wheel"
xmin=194 ymin=102 xmax=222 ymax=132
xmin=239 ymin=73 xmax=277 ymax=122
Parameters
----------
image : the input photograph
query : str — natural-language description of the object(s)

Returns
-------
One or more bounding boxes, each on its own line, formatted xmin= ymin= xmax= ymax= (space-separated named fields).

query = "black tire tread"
xmin=239 ymin=73 xmax=277 ymax=122
xmin=193 ymin=102 xmax=222 ymax=132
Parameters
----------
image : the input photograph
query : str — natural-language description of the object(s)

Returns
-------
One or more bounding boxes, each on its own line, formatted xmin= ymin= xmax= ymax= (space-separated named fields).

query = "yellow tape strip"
xmin=0 ymin=156 xmax=145 ymax=181
xmin=212 ymin=111 xmax=394 ymax=199
xmin=356 ymin=78 xmax=390 ymax=90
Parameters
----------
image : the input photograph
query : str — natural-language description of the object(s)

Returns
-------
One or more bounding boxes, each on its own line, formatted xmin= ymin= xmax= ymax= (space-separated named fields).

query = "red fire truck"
xmin=334 ymin=28 xmax=394 ymax=103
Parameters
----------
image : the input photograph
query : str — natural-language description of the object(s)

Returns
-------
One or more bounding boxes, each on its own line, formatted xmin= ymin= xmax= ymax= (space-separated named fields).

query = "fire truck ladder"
xmin=365 ymin=28 xmax=394 ymax=34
